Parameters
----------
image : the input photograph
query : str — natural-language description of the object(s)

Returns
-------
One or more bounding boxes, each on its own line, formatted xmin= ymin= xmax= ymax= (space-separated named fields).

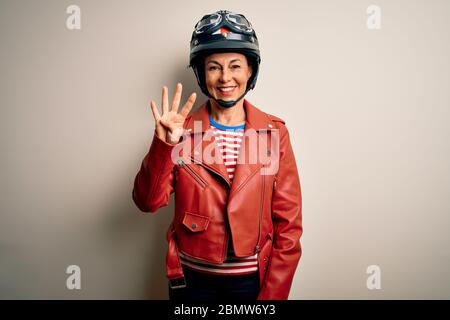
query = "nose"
xmin=219 ymin=67 xmax=232 ymax=83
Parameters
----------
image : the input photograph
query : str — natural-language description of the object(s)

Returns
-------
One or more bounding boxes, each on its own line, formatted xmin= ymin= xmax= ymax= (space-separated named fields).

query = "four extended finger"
xmin=180 ymin=92 xmax=197 ymax=118
xmin=171 ymin=83 xmax=182 ymax=112
xmin=162 ymin=86 xmax=169 ymax=115
xmin=150 ymin=100 xmax=161 ymax=121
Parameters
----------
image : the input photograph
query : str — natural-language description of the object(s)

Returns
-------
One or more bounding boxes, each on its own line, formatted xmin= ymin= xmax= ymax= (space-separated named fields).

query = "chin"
xmin=215 ymin=92 xmax=243 ymax=101
xmin=218 ymin=96 xmax=235 ymax=101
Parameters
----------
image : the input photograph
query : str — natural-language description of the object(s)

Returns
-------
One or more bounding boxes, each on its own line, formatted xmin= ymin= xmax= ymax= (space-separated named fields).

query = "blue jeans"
xmin=168 ymin=267 xmax=260 ymax=302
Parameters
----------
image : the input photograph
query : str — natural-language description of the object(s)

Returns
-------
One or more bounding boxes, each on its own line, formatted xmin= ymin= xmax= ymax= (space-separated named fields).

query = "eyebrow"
xmin=206 ymin=59 xmax=241 ymax=65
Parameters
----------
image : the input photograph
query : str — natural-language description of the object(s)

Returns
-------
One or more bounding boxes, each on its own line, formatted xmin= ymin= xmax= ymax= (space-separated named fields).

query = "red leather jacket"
xmin=132 ymin=99 xmax=302 ymax=300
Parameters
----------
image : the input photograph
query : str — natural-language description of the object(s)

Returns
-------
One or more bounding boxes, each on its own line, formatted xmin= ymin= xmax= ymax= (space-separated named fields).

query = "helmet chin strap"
xmin=209 ymin=89 xmax=249 ymax=108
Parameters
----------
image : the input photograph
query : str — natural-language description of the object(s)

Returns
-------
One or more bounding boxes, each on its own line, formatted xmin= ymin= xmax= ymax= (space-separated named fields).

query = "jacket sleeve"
xmin=132 ymin=131 xmax=176 ymax=213
xmin=258 ymin=124 xmax=303 ymax=300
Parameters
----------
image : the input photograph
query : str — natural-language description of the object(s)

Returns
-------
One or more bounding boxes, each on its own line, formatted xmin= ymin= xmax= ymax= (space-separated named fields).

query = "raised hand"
xmin=150 ymin=83 xmax=196 ymax=145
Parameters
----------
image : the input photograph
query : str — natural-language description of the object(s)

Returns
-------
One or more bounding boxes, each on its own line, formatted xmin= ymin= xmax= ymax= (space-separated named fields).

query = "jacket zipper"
xmin=223 ymin=229 xmax=229 ymax=263
xmin=201 ymin=161 xmax=230 ymax=262
xmin=256 ymin=129 xmax=268 ymax=253
xmin=190 ymin=156 xmax=231 ymax=188
xmin=177 ymin=159 xmax=207 ymax=188
xmin=186 ymin=157 xmax=231 ymax=262
xmin=190 ymin=157 xmax=232 ymax=261
xmin=255 ymin=174 xmax=264 ymax=254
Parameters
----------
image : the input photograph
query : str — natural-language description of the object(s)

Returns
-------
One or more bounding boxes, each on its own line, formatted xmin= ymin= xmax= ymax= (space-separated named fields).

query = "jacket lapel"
xmin=184 ymin=101 xmax=231 ymax=186
xmin=183 ymin=99 xmax=274 ymax=192
xmin=228 ymin=100 xmax=271 ymax=197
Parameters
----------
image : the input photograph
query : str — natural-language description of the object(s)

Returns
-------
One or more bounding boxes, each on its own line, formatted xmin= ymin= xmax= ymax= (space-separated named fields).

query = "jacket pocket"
xmin=182 ymin=211 xmax=210 ymax=232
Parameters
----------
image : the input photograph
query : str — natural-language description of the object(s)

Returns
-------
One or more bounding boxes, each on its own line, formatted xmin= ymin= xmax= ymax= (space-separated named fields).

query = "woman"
xmin=132 ymin=10 xmax=302 ymax=301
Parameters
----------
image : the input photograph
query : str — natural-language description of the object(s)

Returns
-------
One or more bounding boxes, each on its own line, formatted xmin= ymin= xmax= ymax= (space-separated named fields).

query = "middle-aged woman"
xmin=132 ymin=10 xmax=302 ymax=301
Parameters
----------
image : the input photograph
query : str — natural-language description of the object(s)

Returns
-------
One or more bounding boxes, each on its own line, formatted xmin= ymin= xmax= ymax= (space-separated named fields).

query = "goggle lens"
xmin=195 ymin=14 xmax=221 ymax=33
xmin=227 ymin=14 xmax=252 ymax=29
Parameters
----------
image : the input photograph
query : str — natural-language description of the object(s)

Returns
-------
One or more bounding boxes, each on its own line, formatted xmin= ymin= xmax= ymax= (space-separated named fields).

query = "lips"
xmin=217 ymin=86 xmax=237 ymax=95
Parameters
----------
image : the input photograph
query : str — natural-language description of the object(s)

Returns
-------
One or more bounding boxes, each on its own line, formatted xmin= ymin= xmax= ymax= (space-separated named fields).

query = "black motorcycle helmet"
xmin=189 ymin=10 xmax=261 ymax=108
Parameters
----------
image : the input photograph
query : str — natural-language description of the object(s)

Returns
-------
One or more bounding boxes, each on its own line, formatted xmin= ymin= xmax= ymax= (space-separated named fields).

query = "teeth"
xmin=218 ymin=87 xmax=235 ymax=92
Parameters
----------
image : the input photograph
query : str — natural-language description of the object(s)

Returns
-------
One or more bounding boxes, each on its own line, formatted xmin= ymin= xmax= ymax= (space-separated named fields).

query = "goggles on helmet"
xmin=194 ymin=10 xmax=253 ymax=34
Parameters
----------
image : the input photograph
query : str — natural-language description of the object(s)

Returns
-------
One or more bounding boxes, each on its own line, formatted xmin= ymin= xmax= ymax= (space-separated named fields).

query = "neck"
xmin=209 ymin=99 xmax=246 ymax=126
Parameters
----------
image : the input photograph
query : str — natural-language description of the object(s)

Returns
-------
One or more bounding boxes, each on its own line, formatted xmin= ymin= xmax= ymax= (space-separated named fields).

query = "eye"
xmin=231 ymin=65 xmax=241 ymax=69
xmin=208 ymin=66 xmax=219 ymax=71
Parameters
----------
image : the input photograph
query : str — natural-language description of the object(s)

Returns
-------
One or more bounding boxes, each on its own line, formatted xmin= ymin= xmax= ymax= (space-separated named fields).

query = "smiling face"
xmin=204 ymin=52 xmax=253 ymax=102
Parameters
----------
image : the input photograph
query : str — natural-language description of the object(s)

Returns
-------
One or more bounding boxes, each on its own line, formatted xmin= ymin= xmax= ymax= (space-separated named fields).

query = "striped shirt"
xmin=178 ymin=115 xmax=259 ymax=276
